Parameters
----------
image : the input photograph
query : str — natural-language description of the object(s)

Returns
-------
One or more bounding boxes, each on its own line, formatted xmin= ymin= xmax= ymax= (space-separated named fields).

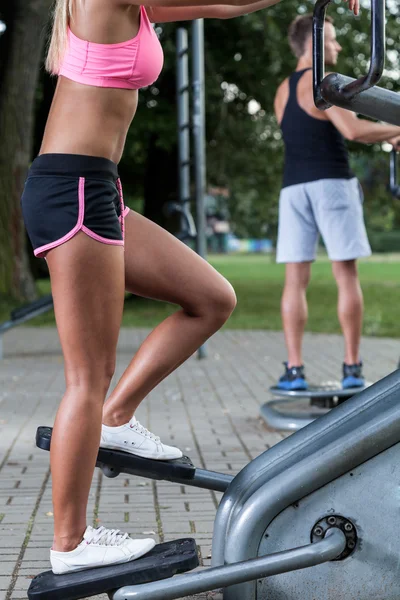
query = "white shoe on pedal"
xmin=50 ymin=525 xmax=155 ymax=575
xmin=101 ymin=416 xmax=183 ymax=460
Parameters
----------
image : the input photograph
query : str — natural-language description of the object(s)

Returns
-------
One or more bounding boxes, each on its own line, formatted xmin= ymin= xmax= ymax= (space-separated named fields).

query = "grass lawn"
xmin=2 ymin=253 xmax=400 ymax=337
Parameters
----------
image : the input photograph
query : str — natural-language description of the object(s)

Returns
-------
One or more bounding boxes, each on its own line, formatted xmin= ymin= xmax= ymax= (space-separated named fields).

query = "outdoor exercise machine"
xmin=28 ymin=1 xmax=400 ymax=599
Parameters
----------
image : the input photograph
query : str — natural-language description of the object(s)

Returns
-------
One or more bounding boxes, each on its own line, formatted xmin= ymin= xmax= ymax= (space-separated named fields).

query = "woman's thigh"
xmin=46 ymin=232 xmax=125 ymax=383
xmin=123 ymin=211 xmax=235 ymax=311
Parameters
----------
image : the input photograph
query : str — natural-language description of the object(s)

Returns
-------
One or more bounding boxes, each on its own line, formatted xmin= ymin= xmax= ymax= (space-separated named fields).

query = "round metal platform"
xmin=269 ymin=383 xmax=364 ymax=399
xmin=261 ymin=382 xmax=370 ymax=432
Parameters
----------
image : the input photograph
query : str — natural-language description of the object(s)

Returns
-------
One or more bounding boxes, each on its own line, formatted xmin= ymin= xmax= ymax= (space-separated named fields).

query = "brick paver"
xmin=0 ymin=327 xmax=398 ymax=599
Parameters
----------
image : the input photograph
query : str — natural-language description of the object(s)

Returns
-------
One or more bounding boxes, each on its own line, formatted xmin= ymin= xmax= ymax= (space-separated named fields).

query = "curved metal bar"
xmin=222 ymin=400 xmax=400 ymax=599
xmin=211 ymin=369 xmax=400 ymax=570
xmin=313 ymin=0 xmax=385 ymax=110
xmin=111 ymin=529 xmax=346 ymax=600
xmin=390 ymin=150 xmax=400 ymax=199
xmin=313 ymin=0 xmax=331 ymax=109
xmin=320 ymin=73 xmax=400 ymax=126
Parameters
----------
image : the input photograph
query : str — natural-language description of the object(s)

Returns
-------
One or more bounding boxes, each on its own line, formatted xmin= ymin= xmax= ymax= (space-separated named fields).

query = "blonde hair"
xmin=46 ymin=0 xmax=75 ymax=75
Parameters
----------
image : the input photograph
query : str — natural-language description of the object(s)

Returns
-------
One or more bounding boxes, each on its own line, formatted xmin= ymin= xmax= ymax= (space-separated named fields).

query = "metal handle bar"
xmin=112 ymin=528 xmax=346 ymax=600
xmin=317 ymin=73 xmax=400 ymax=125
xmin=313 ymin=0 xmax=385 ymax=110
xmin=390 ymin=150 xmax=400 ymax=199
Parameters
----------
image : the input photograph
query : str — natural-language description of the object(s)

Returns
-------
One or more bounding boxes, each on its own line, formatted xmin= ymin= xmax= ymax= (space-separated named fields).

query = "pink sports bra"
xmin=59 ymin=6 xmax=163 ymax=90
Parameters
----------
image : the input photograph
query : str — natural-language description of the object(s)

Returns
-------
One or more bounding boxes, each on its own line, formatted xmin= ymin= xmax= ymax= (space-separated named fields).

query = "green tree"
xmin=0 ymin=0 xmax=52 ymax=301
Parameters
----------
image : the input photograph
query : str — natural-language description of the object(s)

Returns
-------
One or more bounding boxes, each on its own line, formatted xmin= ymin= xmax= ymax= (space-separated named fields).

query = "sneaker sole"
xmin=277 ymin=379 xmax=308 ymax=391
xmin=52 ymin=540 xmax=156 ymax=575
xmin=342 ymin=378 xmax=365 ymax=389
xmin=100 ymin=442 xmax=183 ymax=461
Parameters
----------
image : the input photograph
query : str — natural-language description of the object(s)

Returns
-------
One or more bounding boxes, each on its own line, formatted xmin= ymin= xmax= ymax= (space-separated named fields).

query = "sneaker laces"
xmin=85 ymin=526 xmax=129 ymax=547
xmin=131 ymin=420 xmax=161 ymax=443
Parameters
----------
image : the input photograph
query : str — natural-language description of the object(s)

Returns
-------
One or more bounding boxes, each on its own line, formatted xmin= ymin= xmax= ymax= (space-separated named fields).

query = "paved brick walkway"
xmin=0 ymin=327 xmax=398 ymax=600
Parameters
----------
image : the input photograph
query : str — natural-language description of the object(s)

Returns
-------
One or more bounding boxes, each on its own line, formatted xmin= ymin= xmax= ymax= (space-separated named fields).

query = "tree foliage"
xmin=0 ymin=0 xmax=52 ymax=301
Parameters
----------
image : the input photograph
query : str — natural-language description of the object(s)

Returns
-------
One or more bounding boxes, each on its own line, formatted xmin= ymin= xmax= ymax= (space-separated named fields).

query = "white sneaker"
xmin=101 ymin=416 xmax=183 ymax=460
xmin=50 ymin=525 xmax=155 ymax=575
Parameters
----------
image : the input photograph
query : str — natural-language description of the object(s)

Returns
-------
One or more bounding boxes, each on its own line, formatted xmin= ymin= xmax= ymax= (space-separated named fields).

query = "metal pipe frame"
xmin=191 ymin=19 xmax=207 ymax=359
xmin=112 ymin=529 xmax=346 ymax=600
xmin=191 ymin=19 xmax=207 ymax=261
xmin=319 ymin=73 xmax=400 ymax=125
xmin=101 ymin=463 xmax=233 ymax=493
xmin=313 ymin=0 xmax=385 ymax=109
xmin=176 ymin=29 xmax=194 ymax=238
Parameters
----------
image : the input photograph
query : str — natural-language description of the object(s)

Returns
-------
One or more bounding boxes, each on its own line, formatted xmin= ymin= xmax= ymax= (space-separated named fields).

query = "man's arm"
xmin=145 ymin=0 xmax=279 ymax=22
xmin=327 ymin=106 xmax=400 ymax=144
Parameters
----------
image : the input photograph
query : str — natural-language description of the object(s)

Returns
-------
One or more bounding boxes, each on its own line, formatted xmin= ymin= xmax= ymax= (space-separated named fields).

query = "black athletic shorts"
xmin=21 ymin=154 xmax=130 ymax=258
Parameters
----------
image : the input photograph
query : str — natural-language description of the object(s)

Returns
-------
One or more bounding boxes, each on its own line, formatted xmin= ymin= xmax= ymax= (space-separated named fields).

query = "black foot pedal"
xmin=310 ymin=396 xmax=336 ymax=409
xmin=36 ymin=426 xmax=196 ymax=482
xmin=28 ymin=538 xmax=199 ymax=600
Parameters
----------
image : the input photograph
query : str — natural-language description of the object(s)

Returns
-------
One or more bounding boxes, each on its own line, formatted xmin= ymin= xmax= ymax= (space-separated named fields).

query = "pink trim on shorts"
xmin=34 ymin=178 xmax=86 ymax=258
xmin=116 ymin=178 xmax=126 ymax=241
xmin=81 ymin=225 xmax=124 ymax=246
xmin=34 ymin=177 xmax=125 ymax=258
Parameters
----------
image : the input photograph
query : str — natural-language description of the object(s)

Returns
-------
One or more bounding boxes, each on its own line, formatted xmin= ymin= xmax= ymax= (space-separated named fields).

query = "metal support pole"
xmin=176 ymin=29 xmax=191 ymax=233
xmin=191 ymin=19 xmax=207 ymax=359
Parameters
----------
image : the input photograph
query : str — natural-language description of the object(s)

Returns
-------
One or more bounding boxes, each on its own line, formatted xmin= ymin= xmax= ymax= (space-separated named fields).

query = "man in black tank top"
xmin=273 ymin=14 xmax=400 ymax=391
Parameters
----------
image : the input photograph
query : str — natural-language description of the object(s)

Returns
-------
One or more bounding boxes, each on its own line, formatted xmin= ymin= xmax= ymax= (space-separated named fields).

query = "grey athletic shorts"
xmin=276 ymin=177 xmax=372 ymax=263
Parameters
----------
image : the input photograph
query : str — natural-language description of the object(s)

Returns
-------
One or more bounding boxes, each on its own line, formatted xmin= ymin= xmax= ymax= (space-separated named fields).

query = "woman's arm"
xmin=145 ymin=0 xmax=279 ymax=23
xmin=116 ymin=0 xmax=358 ymax=21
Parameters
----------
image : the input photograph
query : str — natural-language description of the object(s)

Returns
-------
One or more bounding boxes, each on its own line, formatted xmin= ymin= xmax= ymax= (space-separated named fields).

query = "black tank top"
xmin=280 ymin=68 xmax=354 ymax=188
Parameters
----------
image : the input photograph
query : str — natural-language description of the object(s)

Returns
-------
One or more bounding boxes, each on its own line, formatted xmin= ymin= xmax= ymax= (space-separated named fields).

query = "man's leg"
xmin=311 ymin=177 xmax=371 ymax=387
xmin=281 ymin=261 xmax=312 ymax=367
xmin=276 ymin=183 xmax=318 ymax=390
xmin=331 ymin=259 xmax=363 ymax=365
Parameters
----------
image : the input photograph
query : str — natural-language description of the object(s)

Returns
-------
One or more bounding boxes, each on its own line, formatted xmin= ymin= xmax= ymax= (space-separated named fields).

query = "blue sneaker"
xmin=342 ymin=362 xmax=365 ymax=389
xmin=277 ymin=362 xmax=308 ymax=391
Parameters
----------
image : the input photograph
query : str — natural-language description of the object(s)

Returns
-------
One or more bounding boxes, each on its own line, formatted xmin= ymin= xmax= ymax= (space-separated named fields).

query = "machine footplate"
xmin=36 ymin=426 xmax=196 ymax=481
xmin=28 ymin=538 xmax=199 ymax=600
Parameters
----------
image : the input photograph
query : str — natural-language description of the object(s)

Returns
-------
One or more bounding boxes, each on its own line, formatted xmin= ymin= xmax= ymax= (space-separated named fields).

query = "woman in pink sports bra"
xmin=21 ymin=0 xmax=359 ymax=576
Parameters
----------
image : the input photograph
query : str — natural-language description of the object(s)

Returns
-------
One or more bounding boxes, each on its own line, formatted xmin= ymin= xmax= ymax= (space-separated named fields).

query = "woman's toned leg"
xmin=102 ymin=211 xmax=236 ymax=427
xmin=47 ymin=233 xmax=125 ymax=551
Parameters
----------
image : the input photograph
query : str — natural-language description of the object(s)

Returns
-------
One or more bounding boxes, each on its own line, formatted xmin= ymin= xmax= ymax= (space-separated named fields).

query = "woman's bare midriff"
xmin=40 ymin=76 xmax=139 ymax=165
